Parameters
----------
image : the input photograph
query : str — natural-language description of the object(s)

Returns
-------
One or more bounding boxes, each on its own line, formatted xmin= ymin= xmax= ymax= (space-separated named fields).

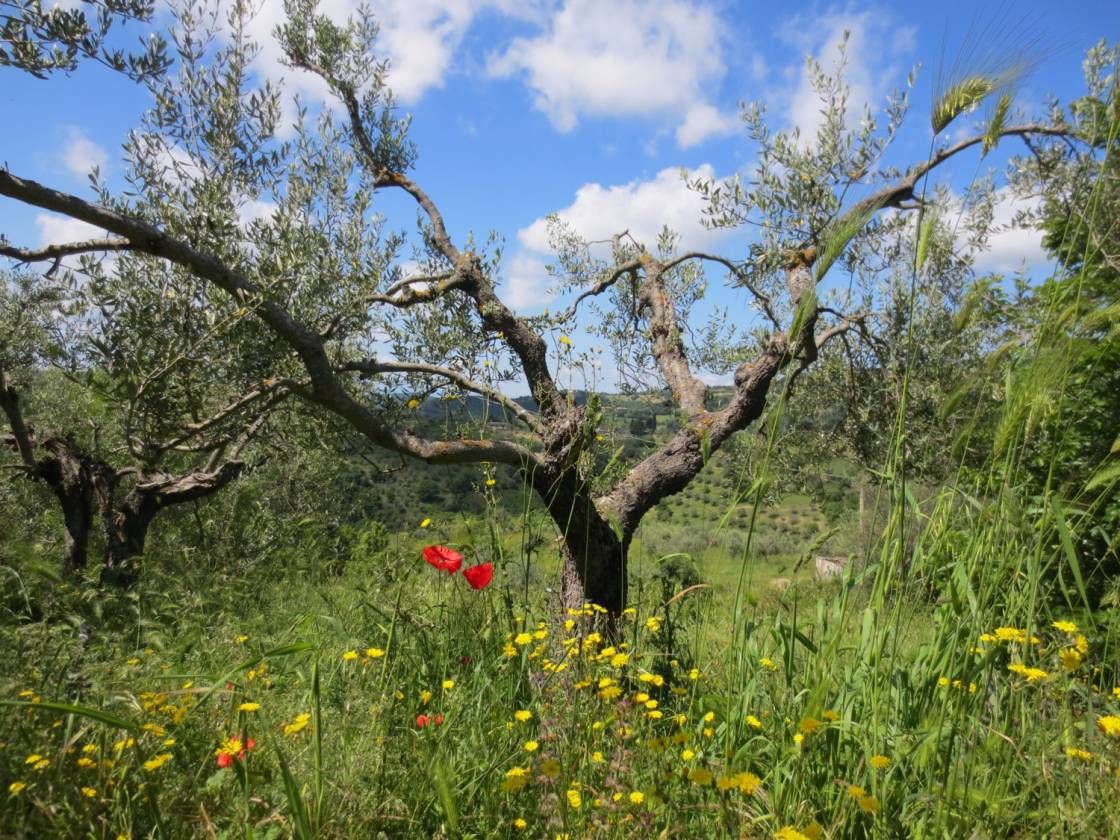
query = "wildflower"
xmin=283 ymin=713 xmax=311 ymax=735
xmin=1007 ymin=663 xmax=1049 ymax=682
xmin=703 ymin=711 xmax=716 ymax=723
xmin=485 ymin=478 xmax=497 ymax=487
xmin=629 ymin=790 xmax=645 ymax=805
xmin=524 ymin=741 xmax=539 ymax=753
xmin=407 ymin=398 xmax=420 ymax=410
xmin=847 ymin=784 xmax=866 ymax=798
xmin=77 ymin=757 xmax=96 ymax=769
xmin=9 ymin=781 xmax=27 ymax=795
xmin=822 ymin=710 xmax=839 ymax=722
xmin=143 ymin=753 xmax=173 ymax=771
xmin=1052 ymin=620 xmax=1078 ymax=633
xmin=1065 ymin=747 xmax=1093 ymax=760
xmin=422 ymin=545 xmax=462 ymax=574
xmin=774 ymin=828 xmax=811 ymax=840
xmin=591 ymin=751 xmax=604 ymax=763
xmin=513 ymin=818 xmax=527 ymax=829
xmin=514 ymin=632 xmax=533 ymax=646
xmin=215 ymin=736 xmax=255 ymax=767
xmin=514 ymin=710 xmax=532 ymax=722
xmin=688 ymin=668 xmax=701 ymax=680
xmin=610 ymin=652 xmax=630 ymax=668
xmin=559 ymin=335 xmax=572 ymax=347
xmin=442 ymin=679 xmax=455 ymax=690
xmin=235 ymin=635 xmax=249 ymax=644
xmin=503 ymin=766 xmax=531 ymax=792
xmin=1059 ymin=648 xmax=1082 ymax=673
xmin=746 ymin=714 xmax=763 ymax=729
xmin=566 ymin=788 xmax=582 ymax=809
xmin=793 ymin=733 xmax=804 ymax=746
xmin=463 ymin=562 xmax=494 ymax=590
xmin=870 ymin=754 xmax=891 ymax=769
xmin=365 ymin=647 xmax=386 ymax=660
xmin=857 ymin=794 xmax=881 ymax=814
xmin=238 ymin=702 xmax=261 ymax=712
xmin=1097 ymin=715 xmax=1120 ymax=737
xmin=80 ymin=786 xmax=96 ymax=798
xmin=759 ymin=657 xmax=778 ymax=671
xmin=420 ymin=518 xmax=432 ymax=528
xmin=646 ymin=617 xmax=661 ymax=634
xmin=540 ymin=758 xmax=561 ymax=778
xmin=342 ymin=650 xmax=358 ymax=661
xmin=799 ymin=718 xmax=820 ymax=734
xmin=1075 ymin=635 xmax=1089 ymax=655
xmin=420 ymin=689 xmax=433 ymax=705
xmin=24 ymin=754 xmax=43 ymax=765
xmin=681 ymin=749 xmax=695 ymax=761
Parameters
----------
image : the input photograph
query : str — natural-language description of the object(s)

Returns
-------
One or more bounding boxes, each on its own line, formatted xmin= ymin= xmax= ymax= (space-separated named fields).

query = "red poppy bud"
xmin=422 ymin=545 xmax=463 ymax=574
xmin=246 ymin=737 xmax=256 ymax=751
xmin=462 ymin=562 xmax=494 ymax=590
xmin=433 ymin=714 xmax=445 ymax=726
xmin=416 ymin=714 xmax=430 ymax=728
xmin=217 ymin=752 xmax=233 ymax=768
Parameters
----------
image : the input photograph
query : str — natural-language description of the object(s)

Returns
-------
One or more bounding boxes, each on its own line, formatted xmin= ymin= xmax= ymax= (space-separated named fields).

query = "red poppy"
xmin=462 ymin=562 xmax=494 ymax=590
xmin=416 ymin=714 xmax=430 ymax=728
xmin=216 ymin=752 xmax=233 ymax=768
xmin=422 ymin=545 xmax=462 ymax=574
xmin=433 ymin=714 xmax=445 ymax=726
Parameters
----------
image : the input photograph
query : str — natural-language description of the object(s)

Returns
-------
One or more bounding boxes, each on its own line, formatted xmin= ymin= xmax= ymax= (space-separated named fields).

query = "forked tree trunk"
xmin=529 ymin=464 xmax=629 ymax=618
xmin=35 ymin=439 xmax=115 ymax=576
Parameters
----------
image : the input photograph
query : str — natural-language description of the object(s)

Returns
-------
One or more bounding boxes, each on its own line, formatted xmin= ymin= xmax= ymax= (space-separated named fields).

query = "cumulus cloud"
xmin=518 ymin=164 xmax=733 ymax=255
xmin=60 ymin=127 xmax=108 ymax=179
xmin=36 ymin=213 xmax=104 ymax=246
xmin=501 ymin=252 xmax=554 ymax=312
xmin=488 ymin=0 xmax=731 ymax=146
xmin=676 ymin=102 xmax=738 ymax=148
xmin=972 ymin=191 xmax=1050 ymax=275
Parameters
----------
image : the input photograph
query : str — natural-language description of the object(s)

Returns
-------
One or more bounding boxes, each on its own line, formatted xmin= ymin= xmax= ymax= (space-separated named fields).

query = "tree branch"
xmin=0 ymin=168 xmax=538 ymax=469
xmin=337 ymin=359 xmax=540 ymax=432
xmin=0 ymin=367 xmax=37 ymax=468
xmin=0 ymin=237 xmax=132 ymax=263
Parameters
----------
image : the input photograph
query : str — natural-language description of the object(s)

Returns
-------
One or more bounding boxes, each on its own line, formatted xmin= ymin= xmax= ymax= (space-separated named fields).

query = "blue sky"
xmin=1 ymin=0 xmax=1117 ymax=389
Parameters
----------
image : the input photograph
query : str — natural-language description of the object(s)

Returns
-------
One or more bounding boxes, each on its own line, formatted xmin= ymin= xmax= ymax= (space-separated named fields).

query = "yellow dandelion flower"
xmin=566 ymin=788 xmax=582 ymax=809
xmin=77 ymin=757 xmax=96 ymax=768
xmin=513 ymin=818 xmax=527 ymax=830
xmin=366 ymin=647 xmax=386 ymax=659
xmin=870 ymin=754 xmax=891 ymax=769
xmin=559 ymin=335 xmax=572 ymax=347
xmin=857 ymin=794 xmax=881 ymax=814
xmin=407 ymin=398 xmax=420 ymax=410
xmin=774 ymin=829 xmax=811 ymax=840
xmin=514 ymin=632 xmax=533 ymax=646
xmin=1097 ymin=715 xmax=1120 ymax=737
xmin=420 ymin=518 xmax=431 ymax=528
xmin=847 ymin=784 xmax=866 ymax=798
xmin=681 ymin=749 xmax=695 ymax=760
xmin=759 ymin=657 xmax=778 ymax=671
xmin=235 ymin=635 xmax=249 ymax=644
xmin=1065 ymin=746 xmax=1093 ymax=760
xmin=442 ymin=679 xmax=454 ymax=690
xmin=541 ymin=758 xmax=561 ymax=778
xmin=1059 ymin=648 xmax=1082 ymax=673
xmin=9 ymin=781 xmax=28 ymax=795
xmin=342 ymin=650 xmax=358 ymax=661
xmin=81 ymin=786 xmax=97 ymax=798
xmin=822 ymin=710 xmax=839 ymax=722
xmin=1052 ymin=620 xmax=1078 ymax=633
xmin=799 ymin=718 xmax=820 ymax=734
xmin=513 ymin=710 xmax=532 ymax=722
xmin=629 ymin=790 xmax=645 ymax=805
xmin=746 ymin=714 xmax=762 ymax=729
xmin=142 ymin=753 xmax=173 ymax=772
xmin=238 ymin=702 xmax=261 ymax=712
xmin=523 ymin=741 xmax=539 ymax=753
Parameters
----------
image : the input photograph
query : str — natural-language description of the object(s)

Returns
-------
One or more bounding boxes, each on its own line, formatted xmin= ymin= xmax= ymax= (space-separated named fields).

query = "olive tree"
xmin=0 ymin=1 xmax=1078 ymax=614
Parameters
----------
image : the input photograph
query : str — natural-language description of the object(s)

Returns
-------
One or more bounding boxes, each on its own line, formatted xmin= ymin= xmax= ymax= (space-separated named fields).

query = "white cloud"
xmin=502 ymin=252 xmax=554 ymax=312
xmin=675 ymin=102 xmax=738 ymax=148
xmin=36 ymin=213 xmax=104 ymax=245
xmin=60 ymin=127 xmax=107 ymax=179
xmin=779 ymin=10 xmax=915 ymax=141
xmin=488 ymin=0 xmax=731 ymax=146
xmin=972 ymin=191 xmax=1049 ymax=274
xmin=518 ymin=165 xmax=732 ymax=255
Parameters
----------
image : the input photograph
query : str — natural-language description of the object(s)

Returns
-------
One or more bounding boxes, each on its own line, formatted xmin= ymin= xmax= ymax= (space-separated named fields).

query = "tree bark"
xmin=99 ymin=462 xmax=245 ymax=586
xmin=528 ymin=464 xmax=628 ymax=618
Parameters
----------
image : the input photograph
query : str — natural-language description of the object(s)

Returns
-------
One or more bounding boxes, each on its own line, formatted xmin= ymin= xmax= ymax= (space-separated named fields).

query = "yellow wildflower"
xmin=142 ymin=753 xmax=173 ymax=771
xmin=1097 ymin=715 xmax=1120 ymax=737
xmin=774 ymin=828 xmax=810 ymax=840
xmin=541 ymin=758 xmax=561 ymax=778
xmin=342 ymin=650 xmax=358 ymax=661
xmin=420 ymin=518 xmax=431 ymax=528
xmin=746 ymin=714 xmax=763 ymax=729
xmin=442 ymin=679 xmax=454 ymax=690
xmin=80 ymin=786 xmax=96 ymax=798
xmin=629 ymin=790 xmax=645 ymax=805
xmin=870 ymin=754 xmax=891 ymax=769
xmin=759 ymin=657 xmax=778 ymax=671
xmin=1059 ymin=648 xmax=1082 ymax=673
xmin=523 ymin=741 xmax=539 ymax=753
xmin=514 ymin=710 xmax=532 ymax=722
xmin=566 ymin=788 xmax=582 ymax=809
xmin=366 ymin=648 xmax=386 ymax=659
xmin=513 ymin=818 xmax=527 ymax=830
xmin=9 ymin=781 xmax=27 ymax=795
xmin=1052 ymin=620 xmax=1078 ymax=633
xmin=238 ymin=702 xmax=261 ymax=712
xmin=857 ymin=794 xmax=881 ymax=814
xmin=688 ymin=767 xmax=713 ymax=785
xmin=1065 ymin=747 xmax=1093 ymax=760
